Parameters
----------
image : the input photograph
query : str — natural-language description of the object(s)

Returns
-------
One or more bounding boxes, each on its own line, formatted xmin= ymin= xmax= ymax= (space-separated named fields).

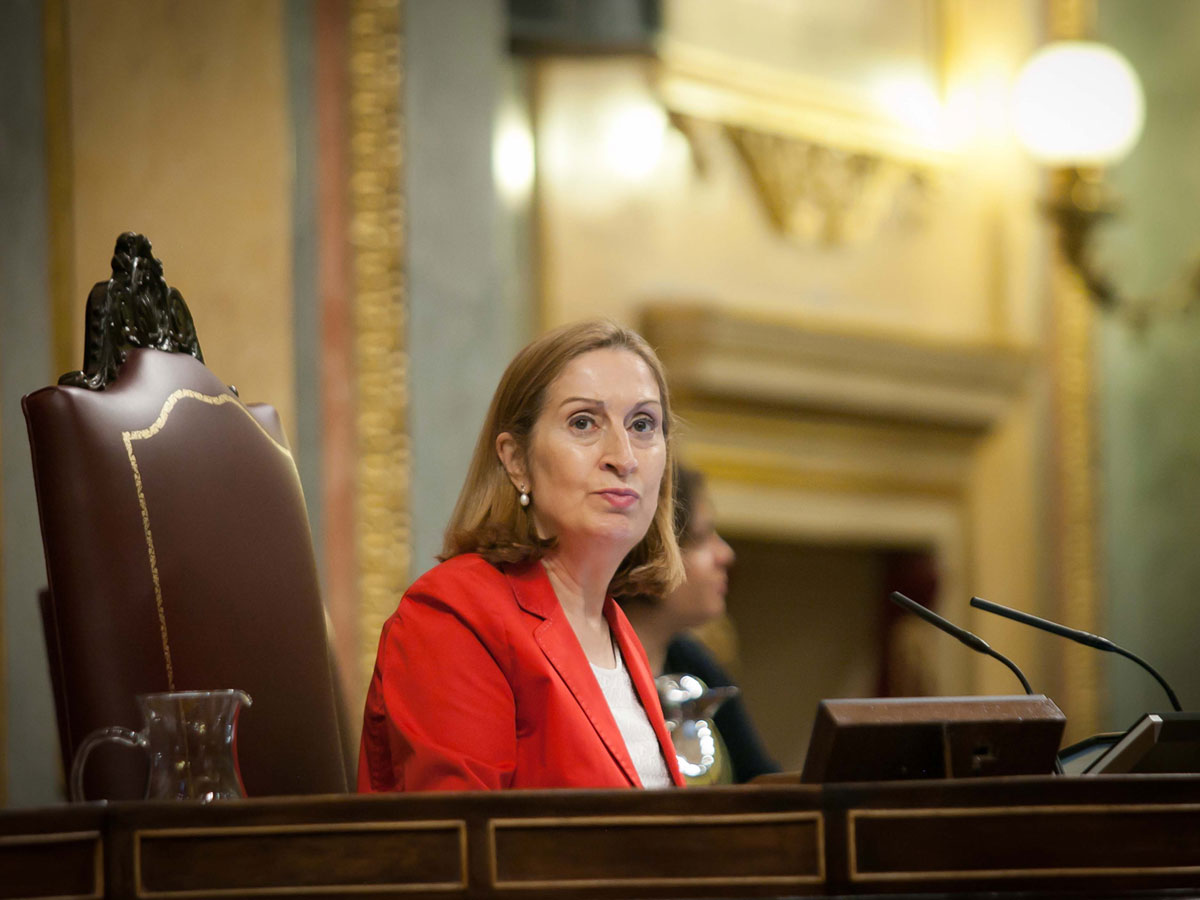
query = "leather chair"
xmin=23 ymin=233 xmax=347 ymax=800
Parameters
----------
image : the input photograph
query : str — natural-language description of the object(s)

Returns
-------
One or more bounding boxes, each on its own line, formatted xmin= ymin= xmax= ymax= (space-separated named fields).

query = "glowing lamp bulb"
xmin=1012 ymin=41 xmax=1145 ymax=166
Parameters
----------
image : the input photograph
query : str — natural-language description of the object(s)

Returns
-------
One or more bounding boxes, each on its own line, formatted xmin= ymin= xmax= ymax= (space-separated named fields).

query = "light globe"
xmin=1012 ymin=40 xmax=1145 ymax=166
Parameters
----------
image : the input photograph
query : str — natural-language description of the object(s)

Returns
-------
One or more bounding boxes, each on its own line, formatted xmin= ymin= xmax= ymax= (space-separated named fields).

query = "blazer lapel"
xmin=506 ymin=561 xmax=641 ymax=786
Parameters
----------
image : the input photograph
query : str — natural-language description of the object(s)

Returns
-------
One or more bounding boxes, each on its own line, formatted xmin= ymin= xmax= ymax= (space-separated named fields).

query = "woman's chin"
xmin=702 ymin=595 xmax=726 ymax=622
xmin=558 ymin=522 xmax=649 ymax=556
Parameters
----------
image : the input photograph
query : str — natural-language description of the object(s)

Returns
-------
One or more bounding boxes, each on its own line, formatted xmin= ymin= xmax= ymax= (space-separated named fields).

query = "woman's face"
xmin=503 ymin=348 xmax=666 ymax=557
xmin=662 ymin=492 xmax=735 ymax=629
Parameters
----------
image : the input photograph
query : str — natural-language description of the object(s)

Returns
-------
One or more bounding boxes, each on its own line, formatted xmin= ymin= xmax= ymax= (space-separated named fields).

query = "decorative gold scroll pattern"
xmin=348 ymin=0 xmax=409 ymax=684
xmin=123 ymin=389 xmax=294 ymax=690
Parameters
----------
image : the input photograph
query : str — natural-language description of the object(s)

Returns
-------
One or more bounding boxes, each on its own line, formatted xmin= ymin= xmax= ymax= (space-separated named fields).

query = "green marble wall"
xmin=1098 ymin=0 xmax=1200 ymax=725
xmin=0 ymin=0 xmax=60 ymax=806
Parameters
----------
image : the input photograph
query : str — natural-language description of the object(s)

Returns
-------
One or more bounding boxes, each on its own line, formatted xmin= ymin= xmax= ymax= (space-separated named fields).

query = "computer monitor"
xmin=800 ymin=695 xmax=1066 ymax=783
xmin=1084 ymin=713 xmax=1200 ymax=775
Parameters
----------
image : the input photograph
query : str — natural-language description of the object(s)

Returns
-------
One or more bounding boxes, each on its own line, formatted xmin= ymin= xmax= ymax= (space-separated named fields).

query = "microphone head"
xmin=890 ymin=592 xmax=992 ymax=654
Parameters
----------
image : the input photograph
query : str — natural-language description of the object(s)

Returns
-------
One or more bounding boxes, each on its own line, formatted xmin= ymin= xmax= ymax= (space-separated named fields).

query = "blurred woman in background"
xmin=622 ymin=466 xmax=780 ymax=783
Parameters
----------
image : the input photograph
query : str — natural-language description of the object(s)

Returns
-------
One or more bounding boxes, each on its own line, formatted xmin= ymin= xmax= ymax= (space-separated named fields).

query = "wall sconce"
xmin=1012 ymin=40 xmax=1190 ymax=322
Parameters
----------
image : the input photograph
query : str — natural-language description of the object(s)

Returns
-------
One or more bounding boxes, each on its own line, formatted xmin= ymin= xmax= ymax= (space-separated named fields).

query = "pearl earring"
xmin=519 ymin=487 xmax=530 ymax=508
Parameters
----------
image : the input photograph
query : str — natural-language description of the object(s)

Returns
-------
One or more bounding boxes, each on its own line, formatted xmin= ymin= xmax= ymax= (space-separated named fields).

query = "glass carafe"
xmin=656 ymin=674 xmax=738 ymax=785
xmin=70 ymin=689 xmax=252 ymax=802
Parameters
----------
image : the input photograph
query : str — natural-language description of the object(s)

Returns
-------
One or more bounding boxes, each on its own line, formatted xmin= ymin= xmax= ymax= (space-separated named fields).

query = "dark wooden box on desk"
xmin=6 ymin=777 xmax=1200 ymax=899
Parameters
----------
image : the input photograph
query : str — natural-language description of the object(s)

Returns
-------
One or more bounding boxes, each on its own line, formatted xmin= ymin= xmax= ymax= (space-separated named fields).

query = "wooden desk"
xmin=4 ymin=775 xmax=1200 ymax=898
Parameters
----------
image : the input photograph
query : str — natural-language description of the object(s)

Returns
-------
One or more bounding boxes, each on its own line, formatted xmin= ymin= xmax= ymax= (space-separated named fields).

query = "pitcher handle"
xmin=69 ymin=726 xmax=147 ymax=803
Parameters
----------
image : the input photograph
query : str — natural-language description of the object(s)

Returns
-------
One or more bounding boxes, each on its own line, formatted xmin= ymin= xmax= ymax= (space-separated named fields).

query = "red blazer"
xmin=358 ymin=553 xmax=685 ymax=791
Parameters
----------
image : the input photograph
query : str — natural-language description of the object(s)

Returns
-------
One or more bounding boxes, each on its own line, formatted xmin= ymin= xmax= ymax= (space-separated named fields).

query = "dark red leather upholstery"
xmin=24 ymin=348 xmax=347 ymax=800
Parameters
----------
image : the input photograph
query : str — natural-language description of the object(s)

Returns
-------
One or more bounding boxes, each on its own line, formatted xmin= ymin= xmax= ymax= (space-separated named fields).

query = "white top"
xmin=591 ymin=651 xmax=673 ymax=788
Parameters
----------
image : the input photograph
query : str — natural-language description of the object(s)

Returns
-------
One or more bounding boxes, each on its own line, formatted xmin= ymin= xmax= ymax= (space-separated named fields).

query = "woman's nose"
xmin=602 ymin=428 xmax=638 ymax=474
xmin=716 ymin=535 xmax=735 ymax=566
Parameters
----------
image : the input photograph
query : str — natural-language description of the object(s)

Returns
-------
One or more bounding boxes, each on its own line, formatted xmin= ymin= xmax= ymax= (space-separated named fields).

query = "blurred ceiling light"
xmin=874 ymin=75 xmax=945 ymax=145
xmin=493 ymin=107 xmax=536 ymax=205
xmin=602 ymin=99 xmax=667 ymax=181
xmin=1013 ymin=41 xmax=1144 ymax=166
xmin=1013 ymin=39 xmax=1196 ymax=324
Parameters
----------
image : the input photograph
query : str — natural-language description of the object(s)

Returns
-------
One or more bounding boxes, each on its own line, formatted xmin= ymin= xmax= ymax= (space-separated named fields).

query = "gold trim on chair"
xmin=122 ymin=389 xmax=296 ymax=690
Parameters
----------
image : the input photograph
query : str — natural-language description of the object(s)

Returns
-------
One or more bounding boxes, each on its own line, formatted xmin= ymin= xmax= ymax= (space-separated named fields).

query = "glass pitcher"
xmin=70 ymin=689 xmax=252 ymax=802
xmin=656 ymin=674 xmax=739 ymax=785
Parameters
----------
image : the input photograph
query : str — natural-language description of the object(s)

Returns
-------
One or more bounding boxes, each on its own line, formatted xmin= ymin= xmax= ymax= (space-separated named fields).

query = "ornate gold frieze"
xmin=348 ymin=0 xmax=409 ymax=685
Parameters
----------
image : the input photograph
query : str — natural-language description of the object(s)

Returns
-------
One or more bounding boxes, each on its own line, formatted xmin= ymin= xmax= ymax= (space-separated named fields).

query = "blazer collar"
xmin=504 ymin=559 xmax=684 ymax=788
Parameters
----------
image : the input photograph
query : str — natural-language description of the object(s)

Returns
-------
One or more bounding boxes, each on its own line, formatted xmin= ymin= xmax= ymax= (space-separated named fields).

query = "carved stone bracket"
xmin=59 ymin=232 xmax=203 ymax=390
xmin=656 ymin=35 xmax=950 ymax=246
xmin=724 ymin=123 xmax=932 ymax=246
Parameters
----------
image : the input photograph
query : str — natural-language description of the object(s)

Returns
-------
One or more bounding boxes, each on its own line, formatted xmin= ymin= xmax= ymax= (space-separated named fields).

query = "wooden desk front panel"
xmin=7 ymin=777 xmax=1200 ymax=898
xmin=0 ymin=805 xmax=104 ymax=900
xmin=823 ymin=774 xmax=1200 ymax=894
xmin=106 ymin=787 xmax=825 ymax=899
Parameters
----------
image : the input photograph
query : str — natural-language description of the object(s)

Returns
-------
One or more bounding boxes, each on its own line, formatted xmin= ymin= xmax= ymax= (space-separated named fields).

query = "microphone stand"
xmin=890 ymin=592 xmax=1034 ymax=694
xmin=970 ymin=596 xmax=1183 ymax=712
xmin=889 ymin=592 xmax=1062 ymax=774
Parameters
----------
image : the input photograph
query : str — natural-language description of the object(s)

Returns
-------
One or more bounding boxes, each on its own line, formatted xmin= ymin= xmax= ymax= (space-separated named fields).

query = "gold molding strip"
xmin=488 ymin=812 xmax=825 ymax=889
xmin=347 ymin=0 xmax=410 ymax=687
xmin=123 ymin=389 xmax=295 ymax=690
xmin=132 ymin=819 xmax=466 ymax=898
xmin=684 ymin=445 xmax=968 ymax=502
xmin=1041 ymin=0 xmax=1102 ymax=746
xmin=43 ymin=0 xmax=76 ymax=379
xmin=1049 ymin=251 xmax=1102 ymax=738
xmin=848 ymin=803 xmax=1200 ymax=881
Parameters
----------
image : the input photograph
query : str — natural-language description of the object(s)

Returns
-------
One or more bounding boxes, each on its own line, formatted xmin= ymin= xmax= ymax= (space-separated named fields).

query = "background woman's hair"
xmin=441 ymin=319 xmax=684 ymax=599
xmin=672 ymin=465 xmax=706 ymax=548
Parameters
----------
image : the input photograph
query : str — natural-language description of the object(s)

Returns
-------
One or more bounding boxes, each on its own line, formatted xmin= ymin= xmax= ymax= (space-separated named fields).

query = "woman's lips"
xmin=596 ymin=489 xmax=638 ymax=510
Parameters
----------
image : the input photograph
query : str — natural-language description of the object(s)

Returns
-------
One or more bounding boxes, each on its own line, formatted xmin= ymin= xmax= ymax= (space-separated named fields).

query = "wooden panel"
xmin=850 ymin=803 xmax=1200 ymax=882
xmin=489 ymin=812 xmax=823 ymax=890
xmin=0 ymin=830 xmax=102 ymax=899
xmin=12 ymin=780 xmax=1200 ymax=897
xmin=133 ymin=820 xmax=466 ymax=897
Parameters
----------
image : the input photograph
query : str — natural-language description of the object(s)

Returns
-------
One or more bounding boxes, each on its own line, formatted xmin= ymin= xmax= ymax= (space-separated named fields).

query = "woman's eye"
xmin=569 ymin=415 xmax=594 ymax=431
xmin=630 ymin=415 xmax=657 ymax=434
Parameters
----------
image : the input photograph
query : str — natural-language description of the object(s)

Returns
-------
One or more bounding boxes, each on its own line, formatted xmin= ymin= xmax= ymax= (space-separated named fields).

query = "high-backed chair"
xmin=23 ymin=233 xmax=347 ymax=800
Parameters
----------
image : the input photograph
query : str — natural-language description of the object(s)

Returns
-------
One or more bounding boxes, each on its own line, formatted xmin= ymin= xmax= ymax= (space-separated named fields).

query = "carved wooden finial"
xmin=59 ymin=232 xmax=204 ymax=390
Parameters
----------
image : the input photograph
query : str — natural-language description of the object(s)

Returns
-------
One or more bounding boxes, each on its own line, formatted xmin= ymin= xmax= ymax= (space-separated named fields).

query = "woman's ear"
xmin=495 ymin=432 xmax=528 ymax=489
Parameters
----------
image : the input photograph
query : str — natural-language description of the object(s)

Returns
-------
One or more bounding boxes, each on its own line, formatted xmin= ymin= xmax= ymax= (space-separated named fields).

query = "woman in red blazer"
xmin=359 ymin=321 xmax=687 ymax=791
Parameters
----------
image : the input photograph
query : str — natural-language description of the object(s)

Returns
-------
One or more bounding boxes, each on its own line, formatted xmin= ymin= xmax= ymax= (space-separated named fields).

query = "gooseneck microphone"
xmin=889 ymin=592 xmax=1033 ymax=694
xmin=970 ymin=596 xmax=1183 ymax=712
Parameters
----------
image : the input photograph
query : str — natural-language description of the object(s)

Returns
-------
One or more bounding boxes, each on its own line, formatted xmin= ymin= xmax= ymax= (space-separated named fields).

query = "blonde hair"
xmin=441 ymin=320 xmax=684 ymax=599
